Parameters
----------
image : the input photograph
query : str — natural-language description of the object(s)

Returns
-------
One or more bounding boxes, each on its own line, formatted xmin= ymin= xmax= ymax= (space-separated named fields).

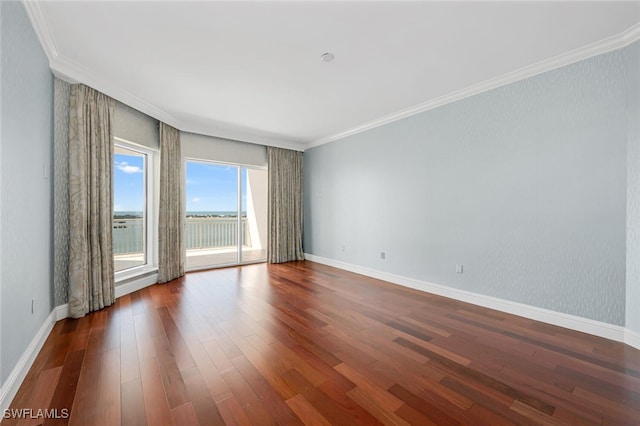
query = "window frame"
xmin=183 ymin=157 xmax=268 ymax=271
xmin=113 ymin=137 xmax=158 ymax=282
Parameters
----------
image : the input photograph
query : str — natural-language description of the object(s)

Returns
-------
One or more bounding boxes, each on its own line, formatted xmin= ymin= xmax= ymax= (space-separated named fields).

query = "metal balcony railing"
xmin=113 ymin=217 xmax=250 ymax=255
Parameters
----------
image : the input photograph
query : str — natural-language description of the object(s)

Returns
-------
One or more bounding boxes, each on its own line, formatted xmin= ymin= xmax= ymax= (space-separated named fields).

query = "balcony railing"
xmin=113 ymin=218 xmax=144 ymax=255
xmin=113 ymin=217 xmax=250 ymax=255
xmin=185 ymin=217 xmax=249 ymax=251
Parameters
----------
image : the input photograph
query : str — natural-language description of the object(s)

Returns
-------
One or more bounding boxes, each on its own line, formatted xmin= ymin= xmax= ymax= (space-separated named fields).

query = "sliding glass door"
xmin=113 ymin=143 xmax=150 ymax=273
xmin=185 ymin=160 xmax=267 ymax=270
xmin=241 ymin=167 xmax=268 ymax=263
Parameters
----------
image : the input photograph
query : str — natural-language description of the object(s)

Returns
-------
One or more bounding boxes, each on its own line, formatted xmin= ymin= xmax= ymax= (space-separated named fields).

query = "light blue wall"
xmin=0 ymin=0 xmax=4 ymax=389
xmin=0 ymin=1 xmax=54 ymax=384
xmin=626 ymin=41 xmax=640 ymax=333
xmin=304 ymin=43 xmax=635 ymax=326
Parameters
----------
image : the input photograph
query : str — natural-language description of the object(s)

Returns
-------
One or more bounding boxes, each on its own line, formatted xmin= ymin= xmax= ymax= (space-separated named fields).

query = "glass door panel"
xmin=185 ymin=162 xmax=239 ymax=269
xmin=241 ymin=168 xmax=268 ymax=263
xmin=113 ymin=146 xmax=147 ymax=272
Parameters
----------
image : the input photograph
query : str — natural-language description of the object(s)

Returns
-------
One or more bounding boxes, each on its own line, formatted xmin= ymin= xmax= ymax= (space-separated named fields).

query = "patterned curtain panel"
xmin=68 ymin=84 xmax=116 ymax=318
xmin=268 ymin=147 xmax=304 ymax=263
xmin=158 ymin=122 xmax=185 ymax=283
xmin=53 ymin=78 xmax=71 ymax=306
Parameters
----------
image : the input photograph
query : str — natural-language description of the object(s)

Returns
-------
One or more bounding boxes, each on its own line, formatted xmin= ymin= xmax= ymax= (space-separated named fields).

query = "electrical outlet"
xmin=456 ymin=264 xmax=464 ymax=274
xmin=340 ymin=245 xmax=345 ymax=252
xmin=380 ymin=252 xmax=386 ymax=260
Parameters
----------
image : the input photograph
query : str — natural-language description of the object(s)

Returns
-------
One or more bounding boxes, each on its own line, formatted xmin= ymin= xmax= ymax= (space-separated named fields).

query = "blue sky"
xmin=186 ymin=162 xmax=246 ymax=212
xmin=113 ymin=155 xmax=246 ymax=212
xmin=114 ymin=153 xmax=144 ymax=212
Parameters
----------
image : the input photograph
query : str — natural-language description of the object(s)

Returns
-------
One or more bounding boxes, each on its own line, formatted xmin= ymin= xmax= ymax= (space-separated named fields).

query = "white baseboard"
xmin=115 ymin=273 xmax=158 ymax=299
xmin=0 ymin=273 xmax=159 ymax=411
xmin=625 ymin=328 xmax=640 ymax=349
xmin=55 ymin=303 xmax=68 ymax=321
xmin=304 ymin=253 xmax=635 ymax=349
xmin=0 ymin=309 xmax=57 ymax=413
xmin=4 ymin=259 xmax=635 ymax=417
xmin=54 ymin=273 xmax=159 ymax=321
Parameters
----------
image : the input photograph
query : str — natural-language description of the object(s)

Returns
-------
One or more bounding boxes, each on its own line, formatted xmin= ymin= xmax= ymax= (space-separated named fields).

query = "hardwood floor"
xmin=3 ymin=261 xmax=640 ymax=425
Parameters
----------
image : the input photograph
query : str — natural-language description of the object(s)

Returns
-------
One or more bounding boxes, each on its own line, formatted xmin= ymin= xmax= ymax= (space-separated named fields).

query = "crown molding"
xmin=22 ymin=0 xmax=58 ymax=61
xmin=176 ymin=116 xmax=306 ymax=152
xmin=51 ymin=53 xmax=306 ymax=149
xmin=23 ymin=0 xmax=639 ymax=152
xmin=22 ymin=1 xmax=306 ymax=151
xmin=51 ymin=55 xmax=178 ymax=124
xmin=305 ymin=22 xmax=640 ymax=150
xmin=50 ymin=54 xmax=306 ymax=150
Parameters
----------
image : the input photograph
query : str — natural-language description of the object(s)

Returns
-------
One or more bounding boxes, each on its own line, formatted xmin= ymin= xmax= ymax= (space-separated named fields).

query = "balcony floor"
xmin=115 ymin=247 xmax=267 ymax=272
xmin=186 ymin=247 xmax=267 ymax=269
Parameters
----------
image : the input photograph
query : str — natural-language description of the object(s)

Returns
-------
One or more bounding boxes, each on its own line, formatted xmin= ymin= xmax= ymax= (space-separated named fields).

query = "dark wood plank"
xmin=43 ymin=349 xmax=85 ymax=426
xmin=121 ymin=379 xmax=147 ymax=426
xmin=215 ymin=396 xmax=253 ymax=426
xmin=180 ymin=366 xmax=226 ymax=425
xmin=282 ymin=368 xmax=382 ymax=425
xmin=5 ymin=261 xmax=640 ymax=425
xmin=394 ymin=336 xmax=557 ymax=415
xmin=152 ymin=332 xmax=191 ymax=409
xmin=388 ymin=383 xmax=464 ymax=425
xmin=139 ymin=357 xmax=172 ymax=426
xmin=220 ymin=366 xmax=278 ymax=426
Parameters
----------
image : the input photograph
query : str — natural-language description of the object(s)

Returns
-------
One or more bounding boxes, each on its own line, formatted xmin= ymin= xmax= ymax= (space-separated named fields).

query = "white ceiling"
xmin=27 ymin=1 xmax=640 ymax=150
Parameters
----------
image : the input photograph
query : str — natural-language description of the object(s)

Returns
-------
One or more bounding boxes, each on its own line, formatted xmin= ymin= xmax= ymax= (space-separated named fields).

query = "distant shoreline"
xmin=114 ymin=211 xmax=246 ymax=219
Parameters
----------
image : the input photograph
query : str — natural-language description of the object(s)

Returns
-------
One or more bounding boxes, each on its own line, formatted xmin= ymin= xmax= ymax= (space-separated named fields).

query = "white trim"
xmin=0 ymin=309 xmax=56 ymax=413
xmin=48 ymin=57 xmax=302 ymax=151
xmin=113 ymin=140 xmax=158 ymax=276
xmin=115 ymin=265 xmax=157 ymax=283
xmin=303 ymin=253 xmax=636 ymax=349
xmin=115 ymin=273 xmax=158 ymax=299
xmin=305 ymin=23 xmax=640 ymax=150
xmin=1 ymin=274 xmax=157 ymax=409
xmin=625 ymin=328 xmax=640 ymax=350
xmin=24 ymin=0 xmax=639 ymax=152
xmin=50 ymin=55 xmax=175 ymax=123
xmin=55 ymin=304 xmax=68 ymax=321
xmin=113 ymin=136 xmax=159 ymax=153
xmin=53 ymin=274 xmax=158 ymax=322
xmin=2 ymin=257 xmax=637 ymax=414
xmin=51 ymin=57 xmax=303 ymax=150
xmin=21 ymin=1 xmax=58 ymax=61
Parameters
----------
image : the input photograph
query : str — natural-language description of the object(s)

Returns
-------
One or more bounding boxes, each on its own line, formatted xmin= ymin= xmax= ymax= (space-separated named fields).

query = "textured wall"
xmin=304 ymin=45 xmax=631 ymax=326
xmin=53 ymin=79 xmax=70 ymax=306
xmin=626 ymin=42 xmax=640 ymax=333
xmin=114 ymin=101 xmax=159 ymax=149
xmin=1 ymin=1 xmax=54 ymax=383
xmin=182 ymin=132 xmax=267 ymax=167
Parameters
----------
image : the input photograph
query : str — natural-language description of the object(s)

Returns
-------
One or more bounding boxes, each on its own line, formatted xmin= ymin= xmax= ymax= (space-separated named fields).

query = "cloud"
xmin=192 ymin=197 xmax=200 ymax=203
xmin=115 ymin=161 xmax=143 ymax=174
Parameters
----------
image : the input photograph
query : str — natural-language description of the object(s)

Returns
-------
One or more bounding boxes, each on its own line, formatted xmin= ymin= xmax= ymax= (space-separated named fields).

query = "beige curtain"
xmin=53 ymin=78 xmax=71 ymax=306
xmin=268 ymin=147 xmax=304 ymax=263
xmin=68 ymin=84 xmax=116 ymax=318
xmin=158 ymin=123 xmax=185 ymax=283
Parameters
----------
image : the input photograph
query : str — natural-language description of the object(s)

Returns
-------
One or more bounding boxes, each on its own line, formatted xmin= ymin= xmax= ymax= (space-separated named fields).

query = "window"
xmin=113 ymin=139 xmax=156 ymax=276
xmin=184 ymin=160 xmax=267 ymax=270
